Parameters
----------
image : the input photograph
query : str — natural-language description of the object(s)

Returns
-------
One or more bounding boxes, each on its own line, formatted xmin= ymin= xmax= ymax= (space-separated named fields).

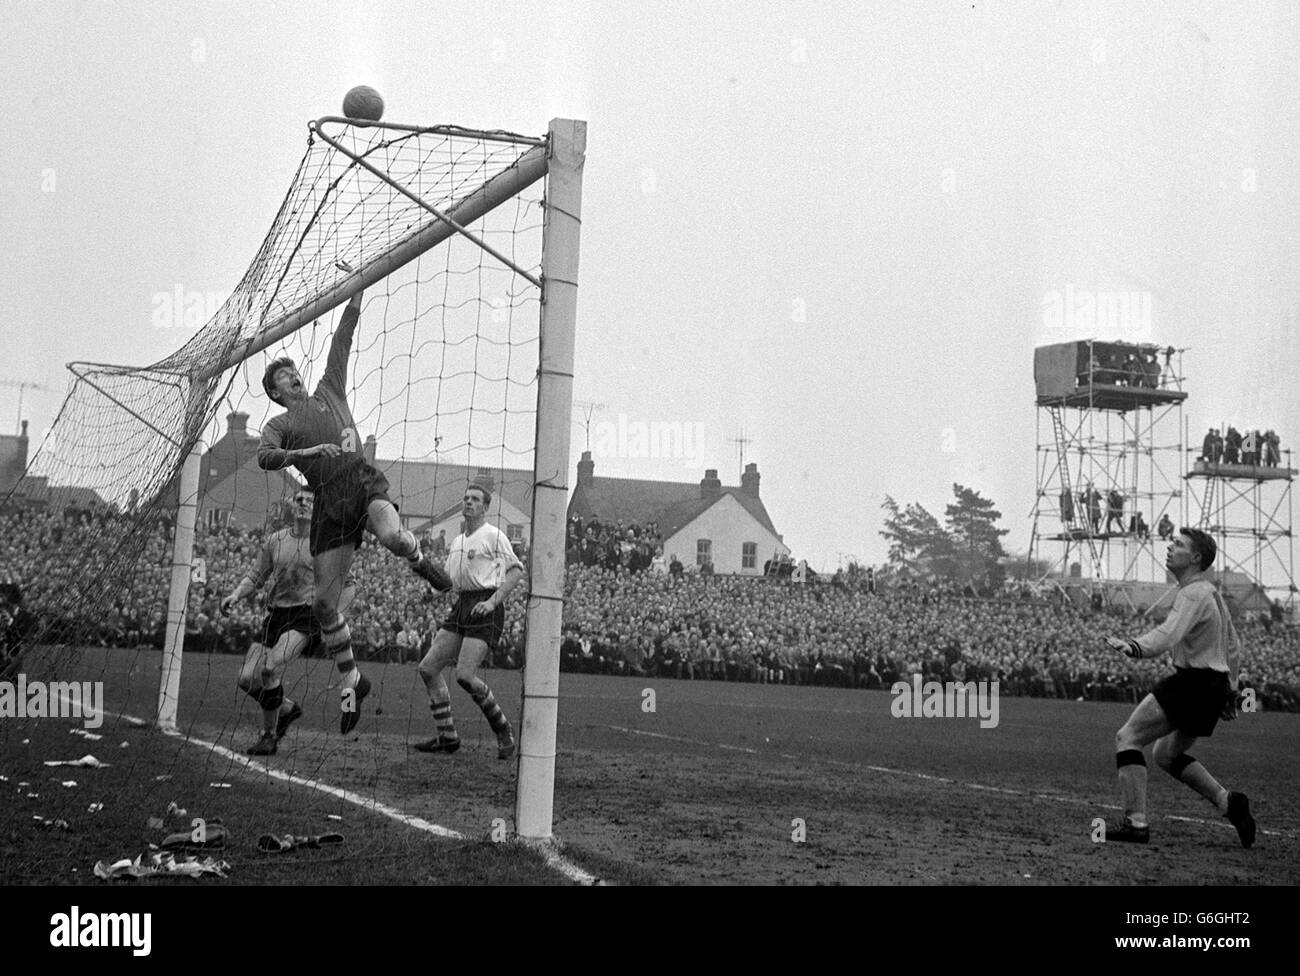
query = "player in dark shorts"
xmin=257 ymin=287 xmax=451 ymax=735
xmin=221 ymin=491 xmax=357 ymax=755
xmin=1103 ymin=528 xmax=1256 ymax=847
xmin=414 ymin=482 xmax=524 ymax=759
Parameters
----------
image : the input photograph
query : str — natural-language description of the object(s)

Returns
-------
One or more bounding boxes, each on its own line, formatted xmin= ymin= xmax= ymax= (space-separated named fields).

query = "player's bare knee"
xmin=237 ymin=673 xmax=256 ymax=693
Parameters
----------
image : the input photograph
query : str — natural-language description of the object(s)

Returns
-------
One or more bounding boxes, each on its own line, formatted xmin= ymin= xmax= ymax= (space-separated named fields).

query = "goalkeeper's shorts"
xmin=311 ymin=459 xmax=395 ymax=556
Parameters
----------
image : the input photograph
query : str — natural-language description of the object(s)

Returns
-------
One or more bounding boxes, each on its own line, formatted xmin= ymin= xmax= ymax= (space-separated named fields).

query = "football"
xmin=342 ymin=85 xmax=384 ymax=121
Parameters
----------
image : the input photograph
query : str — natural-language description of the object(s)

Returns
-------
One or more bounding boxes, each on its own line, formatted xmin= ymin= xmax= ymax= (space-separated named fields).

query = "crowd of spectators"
xmin=1079 ymin=345 xmax=1172 ymax=389
xmin=1 ymin=505 xmax=1298 ymax=712
xmin=566 ymin=514 xmax=671 ymax=574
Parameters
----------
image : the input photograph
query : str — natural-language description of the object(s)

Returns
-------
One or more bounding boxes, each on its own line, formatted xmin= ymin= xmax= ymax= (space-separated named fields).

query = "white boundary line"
xmin=162 ymin=723 xmax=464 ymax=839
xmin=605 ymin=724 xmax=1295 ymax=841
xmin=53 ymin=695 xmax=598 ymax=883
xmin=518 ymin=837 xmax=600 ymax=885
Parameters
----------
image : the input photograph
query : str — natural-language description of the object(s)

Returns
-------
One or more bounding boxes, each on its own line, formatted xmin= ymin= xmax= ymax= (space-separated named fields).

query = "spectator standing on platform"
xmin=1264 ymin=430 xmax=1280 ymax=467
xmin=1224 ymin=427 xmax=1241 ymax=464
xmin=1105 ymin=490 xmax=1125 ymax=534
xmin=1087 ymin=485 xmax=1103 ymax=534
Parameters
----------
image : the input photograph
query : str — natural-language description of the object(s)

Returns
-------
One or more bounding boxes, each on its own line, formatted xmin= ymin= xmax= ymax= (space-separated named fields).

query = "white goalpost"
xmin=516 ymin=119 xmax=584 ymax=840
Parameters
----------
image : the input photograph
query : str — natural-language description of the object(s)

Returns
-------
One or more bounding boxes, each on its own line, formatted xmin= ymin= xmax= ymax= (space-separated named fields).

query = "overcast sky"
xmin=2 ymin=0 xmax=1297 ymax=580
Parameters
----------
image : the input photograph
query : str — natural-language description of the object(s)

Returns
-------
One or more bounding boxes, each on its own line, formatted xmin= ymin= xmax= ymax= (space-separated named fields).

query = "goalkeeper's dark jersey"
xmin=257 ymin=303 xmax=363 ymax=491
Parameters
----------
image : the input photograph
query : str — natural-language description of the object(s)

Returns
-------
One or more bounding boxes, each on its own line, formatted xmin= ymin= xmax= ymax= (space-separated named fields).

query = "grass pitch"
xmin=2 ymin=646 xmax=1296 ymax=884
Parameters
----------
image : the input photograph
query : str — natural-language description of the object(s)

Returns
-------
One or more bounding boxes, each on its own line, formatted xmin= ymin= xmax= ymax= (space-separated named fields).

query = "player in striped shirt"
xmin=414 ymin=482 xmax=524 ymax=759
xmin=1103 ymin=527 xmax=1256 ymax=847
xmin=258 ymin=290 xmax=451 ymax=735
xmin=221 ymin=490 xmax=356 ymax=755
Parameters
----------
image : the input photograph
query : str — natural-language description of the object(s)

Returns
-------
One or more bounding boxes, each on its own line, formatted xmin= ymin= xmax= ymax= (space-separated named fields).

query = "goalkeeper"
xmin=258 ymin=288 xmax=452 ymax=734
xmin=1102 ymin=528 xmax=1256 ymax=848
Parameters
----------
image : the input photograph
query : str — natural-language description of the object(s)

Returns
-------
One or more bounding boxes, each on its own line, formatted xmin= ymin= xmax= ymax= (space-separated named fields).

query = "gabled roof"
xmin=569 ymin=476 xmax=699 ymax=525
xmin=570 ymin=477 xmax=778 ymax=538
xmin=655 ymin=491 xmax=780 ymax=541
xmin=373 ymin=458 xmax=533 ymax=524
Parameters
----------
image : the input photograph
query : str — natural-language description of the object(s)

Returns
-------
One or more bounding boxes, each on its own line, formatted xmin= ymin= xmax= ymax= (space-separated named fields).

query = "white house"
xmin=567 ymin=453 xmax=788 ymax=575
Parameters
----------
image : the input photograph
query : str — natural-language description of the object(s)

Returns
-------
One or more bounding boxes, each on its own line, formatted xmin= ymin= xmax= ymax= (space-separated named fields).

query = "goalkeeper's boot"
xmin=496 ymin=725 xmax=517 ymax=761
xmin=274 ymin=701 xmax=303 ymax=740
xmin=1226 ymin=792 xmax=1256 ymax=849
xmin=411 ymin=554 xmax=452 ymax=592
xmin=340 ymin=672 xmax=371 ymax=734
xmin=246 ymin=732 xmax=278 ymax=757
xmin=1107 ymin=818 xmax=1150 ymax=844
xmin=414 ymin=734 xmax=461 ymax=754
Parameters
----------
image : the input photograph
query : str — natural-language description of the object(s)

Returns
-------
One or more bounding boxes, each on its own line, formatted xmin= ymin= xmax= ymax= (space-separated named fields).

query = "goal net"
xmin=0 ymin=115 xmax=582 ymax=880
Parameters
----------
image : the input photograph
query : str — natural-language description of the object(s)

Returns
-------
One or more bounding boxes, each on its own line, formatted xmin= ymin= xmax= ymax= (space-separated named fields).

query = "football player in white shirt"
xmin=1102 ymin=528 xmax=1255 ymax=847
xmin=415 ymin=483 xmax=524 ymax=759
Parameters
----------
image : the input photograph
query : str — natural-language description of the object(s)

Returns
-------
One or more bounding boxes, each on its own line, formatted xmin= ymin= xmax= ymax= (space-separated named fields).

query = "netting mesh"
xmin=0 ymin=120 xmax=549 ymax=880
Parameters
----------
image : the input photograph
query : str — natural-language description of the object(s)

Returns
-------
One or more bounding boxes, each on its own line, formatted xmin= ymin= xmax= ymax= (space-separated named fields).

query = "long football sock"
xmin=1169 ymin=754 xmax=1230 ymax=813
xmin=460 ymin=678 xmax=510 ymax=735
xmin=322 ymin=617 xmax=358 ymax=690
xmin=1116 ymin=750 xmax=1148 ymax=827
xmin=431 ymin=700 xmax=458 ymax=743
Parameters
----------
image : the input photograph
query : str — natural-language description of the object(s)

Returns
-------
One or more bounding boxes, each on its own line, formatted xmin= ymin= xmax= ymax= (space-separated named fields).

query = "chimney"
xmin=20 ymin=420 xmax=28 ymax=438
xmin=741 ymin=462 xmax=760 ymax=498
xmin=472 ymin=466 xmax=496 ymax=500
xmin=700 ymin=468 xmax=722 ymax=499
xmin=227 ymin=411 xmax=249 ymax=438
xmin=363 ymin=434 xmax=377 ymax=465
xmin=577 ymin=450 xmax=594 ymax=488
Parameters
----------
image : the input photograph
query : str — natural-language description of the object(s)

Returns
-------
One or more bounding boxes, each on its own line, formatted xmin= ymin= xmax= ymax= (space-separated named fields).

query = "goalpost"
xmin=7 ymin=114 xmax=584 ymax=845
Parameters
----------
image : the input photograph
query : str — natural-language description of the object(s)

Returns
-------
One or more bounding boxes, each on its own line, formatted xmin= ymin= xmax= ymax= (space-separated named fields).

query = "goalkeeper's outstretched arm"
xmin=320 ymin=291 xmax=363 ymax=398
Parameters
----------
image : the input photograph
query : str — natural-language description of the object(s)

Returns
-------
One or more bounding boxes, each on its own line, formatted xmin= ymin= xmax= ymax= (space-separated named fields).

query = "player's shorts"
xmin=310 ymin=458 xmax=396 ymax=556
xmin=1152 ymin=666 xmax=1230 ymax=737
xmin=259 ymin=604 xmax=319 ymax=651
xmin=439 ymin=589 xmax=505 ymax=650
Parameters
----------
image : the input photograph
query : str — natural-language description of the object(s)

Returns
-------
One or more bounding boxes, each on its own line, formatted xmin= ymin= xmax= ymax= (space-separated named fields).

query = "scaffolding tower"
xmin=1029 ymin=340 xmax=1187 ymax=605
xmin=1184 ymin=433 xmax=1296 ymax=610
